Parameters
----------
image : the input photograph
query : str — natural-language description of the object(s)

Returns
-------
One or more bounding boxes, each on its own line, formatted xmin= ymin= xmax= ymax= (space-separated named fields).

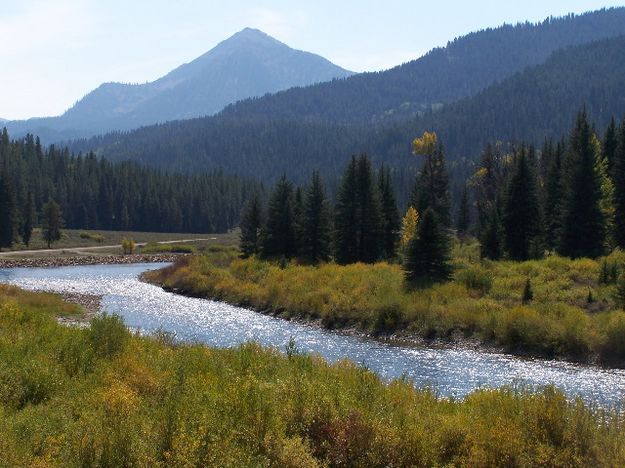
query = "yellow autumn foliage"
xmin=400 ymin=206 xmax=419 ymax=248
xmin=412 ymin=131 xmax=438 ymax=156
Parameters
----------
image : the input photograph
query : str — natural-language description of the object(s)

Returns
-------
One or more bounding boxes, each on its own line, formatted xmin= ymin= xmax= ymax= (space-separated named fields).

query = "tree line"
xmin=0 ymin=129 xmax=256 ymax=249
xmin=470 ymin=110 xmax=625 ymax=261
xmin=239 ymin=130 xmax=452 ymax=285
xmin=241 ymin=109 xmax=625 ymax=286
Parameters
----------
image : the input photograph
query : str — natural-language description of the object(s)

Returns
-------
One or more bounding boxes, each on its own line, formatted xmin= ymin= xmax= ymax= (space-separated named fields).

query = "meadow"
xmin=1 ymin=283 xmax=625 ymax=466
xmin=145 ymin=241 xmax=625 ymax=365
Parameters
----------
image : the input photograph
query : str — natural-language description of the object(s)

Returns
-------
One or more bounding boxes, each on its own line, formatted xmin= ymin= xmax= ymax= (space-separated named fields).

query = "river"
xmin=1 ymin=262 xmax=624 ymax=406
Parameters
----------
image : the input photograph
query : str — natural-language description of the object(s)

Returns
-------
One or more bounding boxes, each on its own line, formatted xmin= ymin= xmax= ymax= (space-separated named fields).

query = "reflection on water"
xmin=1 ymin=263 xmax=624 ymax=406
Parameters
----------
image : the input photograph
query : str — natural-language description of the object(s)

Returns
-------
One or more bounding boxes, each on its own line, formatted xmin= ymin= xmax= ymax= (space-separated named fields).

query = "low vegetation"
xmin=1 ymin=284 xmax=625 ymax=466
xmin=146 ymin=241 xmax=625 ymax=365
xmin=140 ymin=241 xmax=197 ymax=254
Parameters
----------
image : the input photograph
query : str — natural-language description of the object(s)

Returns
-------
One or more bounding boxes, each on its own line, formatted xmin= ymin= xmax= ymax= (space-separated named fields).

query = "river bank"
xmin=0 ymin=253 xmax=184 ymax=269
xmin=142 ymin=248 xmax=625 ymax=368
xmin=1 ymin=282 xmax=624 ymax=466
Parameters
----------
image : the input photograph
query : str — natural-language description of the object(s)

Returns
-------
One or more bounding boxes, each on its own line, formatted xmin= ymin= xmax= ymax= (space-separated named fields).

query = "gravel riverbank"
xmin=0 ymin=254 xmax=185 ymax=269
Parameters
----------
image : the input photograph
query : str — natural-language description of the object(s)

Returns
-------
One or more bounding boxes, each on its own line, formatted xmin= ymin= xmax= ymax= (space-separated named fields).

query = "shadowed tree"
xmin=262 ymin=175 xmax=296 ymax=259
xmin=301 ymin=171 xmax=332 ymax=264
xmin=403 ymin=208 xmax=451 ymax=286
xmin=559 ymin=111 xmax=605 ymax=258
xmin=503 ymin=148 xmax=542 ymax=260
xmin=239 ymin=193 xmax=264 ymax=257
xmin=41 ymin=199 xmax=63 ymax=249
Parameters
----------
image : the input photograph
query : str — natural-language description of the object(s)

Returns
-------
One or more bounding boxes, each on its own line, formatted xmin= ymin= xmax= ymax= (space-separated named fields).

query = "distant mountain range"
xmin=4 ymin=28 xmax=353 ymax=141
xmin=67 ymin=7 xmax=625 ymax=185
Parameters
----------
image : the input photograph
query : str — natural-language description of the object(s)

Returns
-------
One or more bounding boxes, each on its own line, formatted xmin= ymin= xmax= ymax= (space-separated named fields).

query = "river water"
xmin=1 ymin=262 xmax=624 ymax=406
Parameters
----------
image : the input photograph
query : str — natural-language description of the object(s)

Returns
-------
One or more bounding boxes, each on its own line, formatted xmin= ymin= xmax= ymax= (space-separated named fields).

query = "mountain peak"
xmin=216 ymin=27 xmax=285 ymax=50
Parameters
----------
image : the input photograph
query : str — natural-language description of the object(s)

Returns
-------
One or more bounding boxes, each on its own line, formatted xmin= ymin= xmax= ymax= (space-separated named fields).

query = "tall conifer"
xmin=559 ymin=111 xmax=605 ymax=258
xmin=301 ymin=171 xmax=332 ymax=264
xmin=503 ymin=149 xmax=542 ymax=260
xmin=262 ymin=175 xmax=296 ymax=259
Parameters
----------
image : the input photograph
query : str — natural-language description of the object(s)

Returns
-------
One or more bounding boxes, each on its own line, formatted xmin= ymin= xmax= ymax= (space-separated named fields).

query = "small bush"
xmin=121 ymin=238 xmax=135 ymax=255
xmin=88 ymin=314 xmax=129 ymax=358
xmin=455 ymin=266 xmax=493 ymax=295
xmin=80 ymin=232 xmax=105 ymax=243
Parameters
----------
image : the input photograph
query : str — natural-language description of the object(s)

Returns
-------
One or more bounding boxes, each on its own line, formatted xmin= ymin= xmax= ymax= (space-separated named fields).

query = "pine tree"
xmin=356 ymin=155 xmax=384 ymax=263
xmin=503 ymin=149 xmax=542 ymax=260
xmin=262 ymin=176 xmax=296 ymax=259
xmin=403 ymin=208 xmax=451 ymax=285
xmin=41 ymin=199 xmax=63 ymax=249
xmin=292 ymin=187 xmax=305 ymax=257
xmin=594 ymin=134 xmax=615 ymax=247
xmin=522 ymin=278 xmax=534 ymax=304
xmin=456 ymin=184 xmax=470 ymax=237
xmin=559 ymin=111 xmax=606 ymax=258
xmin=0 ymin=177 xmax=17 ymax=249
xmin=239 ymin=194 xmax=264 ymax=257
xmin=378 ymin=166 xmax=400 ymax=259
xmin=334 ymin=155 xmax=383 ymax=264
xmin=301 ymin=171 xmax=332 ymax=264
xmin=410 ymin=132 xmax=451 ymax=226
xmin=613 ymin=118 xmax=625 ymax=249
xmin=604 ymin=117 xmax=618 ymax=176
xmin=21 ymin=191 xmax=36 ymax=246
xmin=334 ymin=157 xmax=359 ymax=264
xmin=544 ymin=140 xmax=564 ymax=250
xmin=480 ymin=206 xmax=503 ymax=260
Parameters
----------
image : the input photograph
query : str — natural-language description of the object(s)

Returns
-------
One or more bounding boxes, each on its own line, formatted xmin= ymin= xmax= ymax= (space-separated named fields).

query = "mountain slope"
xmin=217 ymin=7 xmax=625 ymax=125
xmin=69 ymin=33 xmax=625 ymax=188
xmin=5 ymin=28 xmax=353 ymax=140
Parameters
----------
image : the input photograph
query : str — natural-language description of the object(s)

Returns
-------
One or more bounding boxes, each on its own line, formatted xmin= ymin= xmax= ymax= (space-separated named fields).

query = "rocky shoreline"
xmin=0 ymin=253 xmax=187 ymax=269
xmin=56 ymin=292 xmax=103 ymax=327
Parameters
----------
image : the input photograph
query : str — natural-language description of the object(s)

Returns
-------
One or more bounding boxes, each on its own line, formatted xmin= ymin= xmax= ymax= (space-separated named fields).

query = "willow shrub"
xmin=1 ymin=285 xmax=625 ymax=466
xmin=145 ymin=243 xmax=625 ymax=364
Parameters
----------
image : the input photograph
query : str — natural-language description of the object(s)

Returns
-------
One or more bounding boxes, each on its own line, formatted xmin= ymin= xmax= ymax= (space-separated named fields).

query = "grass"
xmin=1 ymin=284 xmax=625 ymax=466
xmin=140 ymin=241 xmax=197 ymax=254
xmin=145 ymin=240 xmax=625 ymax=366
xmin=2 ymin=228 xmax=239 ymax=252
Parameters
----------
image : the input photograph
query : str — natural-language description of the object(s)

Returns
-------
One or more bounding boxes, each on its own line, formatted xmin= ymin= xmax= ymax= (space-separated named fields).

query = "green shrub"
xmin=455 ymin=266 xmax=493 ymax=295
xmin=80 ymin=232 xmax=105 ymax=243
xmin=88 ymin=313 xmax=129 ymax=358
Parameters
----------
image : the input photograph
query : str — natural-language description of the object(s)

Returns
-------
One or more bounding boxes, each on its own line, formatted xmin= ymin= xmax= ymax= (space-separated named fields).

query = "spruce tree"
xmin=21 ymin=191 xmax=36 ymax=246
xmin=41 ymin=199 xmax=63 ymax=249
xmin=378 ymin=166 xmax=400 ymax=259
xmin=262 ymin=176 xmax=296 ymax=259
xmin=456 ymin=184 xmax=470 ymax=237
xmin=503 ymin=149 xmax=542 ymax=260
xmin=410 ymin=132 xmax=451 ymax=226
xmin=522 ymin=278 xmax=534 ymax=304
xmin=544 ymin=140 xmax=564 ymax=251
xmin=612 ymin=118 xmax=625 ymax=249
xmin=292 ymin=187 xmax=304 ymax=257
xmin=403 ymin=208 xmax=451 ymax=285
xmin=239 ymin=194 xmax=264 ymax=258
xmin=604 ymin=117 xmax=618 ymax=176
xmin=335 ymin=155 xmax=383 ymax=264
xmin=480 ymin=206 xmax=503 ymax=260
xmin=559 ymin=111 xmax=606 ymax=258
xmin=334 ymin=157 xmax=359 ymax=264
xmin=356 ymin=155 xmax=384 ymax=263
xmin=301 ymin=171 xmax=332 ymax=264
xmin=0 ymin=177 xmax=17 ymax=249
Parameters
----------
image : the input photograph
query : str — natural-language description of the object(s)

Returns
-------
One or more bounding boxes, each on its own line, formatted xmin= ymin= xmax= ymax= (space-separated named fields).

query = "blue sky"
xmin=1 ymin=0 xmax=623 ymax=119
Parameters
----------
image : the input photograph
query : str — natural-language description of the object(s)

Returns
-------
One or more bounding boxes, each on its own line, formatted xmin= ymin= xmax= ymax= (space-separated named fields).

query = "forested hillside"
xmin=219 ymin=8 xmax=625 ymax=124
xmin=69 ymin=33 xmax=625 ymax=190
xmin=0 ymin=130 xmax=254 ymax=243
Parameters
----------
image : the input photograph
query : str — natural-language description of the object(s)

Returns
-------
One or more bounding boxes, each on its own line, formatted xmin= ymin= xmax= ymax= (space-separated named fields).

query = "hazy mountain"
xmin=69 ymin=32 xmax=625 ymax=187
xmin=4 ymin=28 xmax=353 ymax=141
